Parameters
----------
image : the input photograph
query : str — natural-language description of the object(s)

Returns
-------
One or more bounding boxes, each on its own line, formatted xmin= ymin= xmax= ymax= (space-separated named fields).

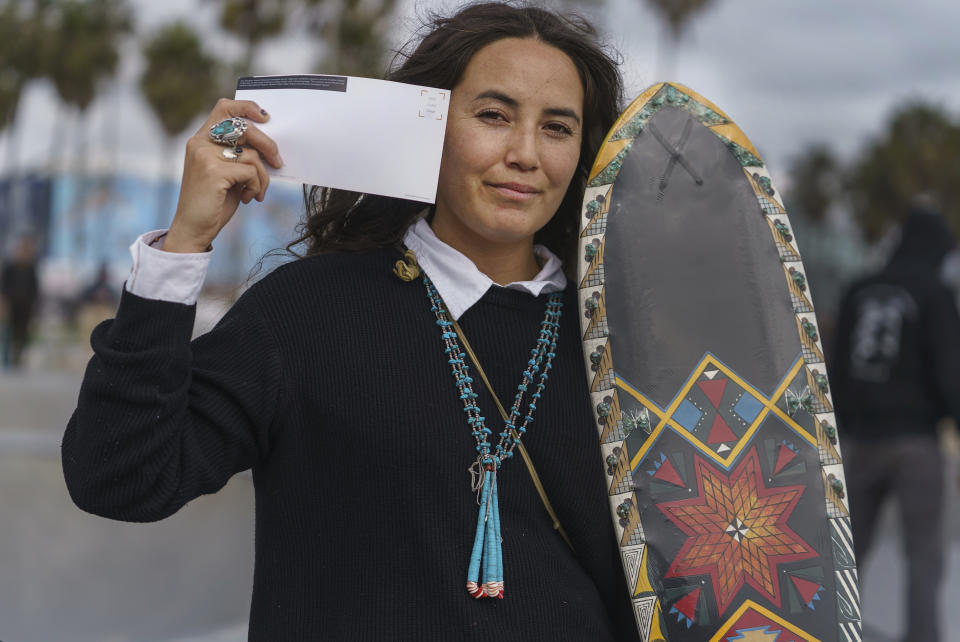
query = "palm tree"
xmin=44 ymin=0 xmax=131 ymax=167
xmin=643 ymin=0 xmax=716 ymax=78
xmin=213 ymin=0 xmax=288 ymax=75
xmin=301 ymin=0 xmax=397 ymax=77
xmin=784 ymin=144 xmax=865 ymax=325
xmin=306 ymin=0 xmax=604 ymax=79
xmin=0 ymin=0 xmax=60 ymax=249
xmin=846 ymin=102 xmax=960 ymax=241
xmin=787 ymin=144 xmax=840 ymax=224
xmin=0 ymin=0 xmax=54 ymax=174
xmin=0 ymin=2 xmax=28 ymax=174
xmin=140 ymin=21 xmax=221 ymax=228
xmin=42 ymin=0 xmax=130 ymax=257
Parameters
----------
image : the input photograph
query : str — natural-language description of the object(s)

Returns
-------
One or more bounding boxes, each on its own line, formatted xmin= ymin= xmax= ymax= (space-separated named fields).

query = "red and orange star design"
xmin=657 ymin=449 xmax=816 ymax=614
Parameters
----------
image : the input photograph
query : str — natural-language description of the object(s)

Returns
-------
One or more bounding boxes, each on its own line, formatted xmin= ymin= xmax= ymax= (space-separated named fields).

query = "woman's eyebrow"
xmin=544 ymin=106 xmax=581 ymax=125
xmin=474 ymin=90 xmax=582 ymax=125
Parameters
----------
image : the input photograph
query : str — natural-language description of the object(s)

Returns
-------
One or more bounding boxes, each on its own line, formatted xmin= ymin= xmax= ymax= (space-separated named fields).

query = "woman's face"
xmin=432 ymin=37 xmax=584 ymax=253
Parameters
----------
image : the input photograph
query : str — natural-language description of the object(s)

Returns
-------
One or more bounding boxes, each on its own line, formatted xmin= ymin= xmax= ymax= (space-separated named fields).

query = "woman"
xmin=62 ymin=3 xmax=637 ymax=639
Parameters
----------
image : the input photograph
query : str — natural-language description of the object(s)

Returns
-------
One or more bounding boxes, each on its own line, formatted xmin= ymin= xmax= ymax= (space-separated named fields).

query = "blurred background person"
xmin=72 ymin=261 xmax=119 ymax=341
xmin=831 ymin=201 xmax=960 ymax=642
xmin=1 ymin=235 xmax=40 ymax=369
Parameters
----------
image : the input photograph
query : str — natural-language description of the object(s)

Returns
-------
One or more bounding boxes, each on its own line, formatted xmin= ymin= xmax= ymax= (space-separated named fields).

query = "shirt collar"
xmin=402 ymin=218 xmax=567 ymax=320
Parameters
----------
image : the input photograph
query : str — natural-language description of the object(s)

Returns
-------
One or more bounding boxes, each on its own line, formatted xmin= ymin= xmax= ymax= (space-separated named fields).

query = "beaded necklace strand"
xmin=423 ymin=275 xmax=563 ymax=599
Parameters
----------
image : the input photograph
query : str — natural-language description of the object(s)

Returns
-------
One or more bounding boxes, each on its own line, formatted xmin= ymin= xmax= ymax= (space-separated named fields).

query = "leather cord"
xmin=450 ymin=318 xmax=576 ymax=553
xmin=391 ymin=245 xmax=575 ymax=552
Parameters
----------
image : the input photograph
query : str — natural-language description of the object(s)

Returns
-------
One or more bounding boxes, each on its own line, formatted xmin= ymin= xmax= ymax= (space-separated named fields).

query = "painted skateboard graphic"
xmin=578 ymin=83 xmax=861 ymax=641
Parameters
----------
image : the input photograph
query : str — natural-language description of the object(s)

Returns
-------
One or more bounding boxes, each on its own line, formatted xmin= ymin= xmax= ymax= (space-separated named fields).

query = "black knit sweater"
xmin=62 ymin=248 xmax=639 ymax=641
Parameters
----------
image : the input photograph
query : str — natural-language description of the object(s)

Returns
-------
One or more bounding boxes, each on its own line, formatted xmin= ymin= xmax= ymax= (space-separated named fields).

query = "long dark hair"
xmin=289 ymin=2 xmax=623 ymax=272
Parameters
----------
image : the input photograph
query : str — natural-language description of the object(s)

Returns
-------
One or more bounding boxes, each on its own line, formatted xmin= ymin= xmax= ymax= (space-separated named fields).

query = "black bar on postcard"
xmin=236 ymin=75 xmax=348 ymax=92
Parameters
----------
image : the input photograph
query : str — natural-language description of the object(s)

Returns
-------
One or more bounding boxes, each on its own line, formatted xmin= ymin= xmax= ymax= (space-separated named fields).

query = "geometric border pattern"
xmin=578 ymin=82 xmax=862 ymax=641
xmin=619 ymin=353 xmax=813 ymax=472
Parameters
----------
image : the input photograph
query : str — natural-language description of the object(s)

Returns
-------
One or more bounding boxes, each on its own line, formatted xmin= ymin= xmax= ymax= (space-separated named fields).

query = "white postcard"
xmin=234 ymin=75 xmax=449 ymax=203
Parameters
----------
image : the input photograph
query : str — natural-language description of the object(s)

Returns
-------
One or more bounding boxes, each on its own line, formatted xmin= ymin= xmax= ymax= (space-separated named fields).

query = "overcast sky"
xmin=5 ymin=0 xmax=960 ymax=193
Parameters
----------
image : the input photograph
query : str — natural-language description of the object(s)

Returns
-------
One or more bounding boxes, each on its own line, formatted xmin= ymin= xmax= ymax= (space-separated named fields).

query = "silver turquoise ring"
xmin=209 ymin=117 xmax=247 ymax=145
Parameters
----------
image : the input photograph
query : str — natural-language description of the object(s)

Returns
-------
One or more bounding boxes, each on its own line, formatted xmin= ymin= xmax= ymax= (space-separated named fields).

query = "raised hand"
xmin=164 ymin=99 xmax=283 ymax=254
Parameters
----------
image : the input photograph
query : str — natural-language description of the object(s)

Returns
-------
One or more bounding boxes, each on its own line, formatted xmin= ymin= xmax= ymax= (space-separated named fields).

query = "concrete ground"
xmin=0 ymin=369 xmax=253 ymax=642
xmin=1 ymin=366 xmax=958 ymax=641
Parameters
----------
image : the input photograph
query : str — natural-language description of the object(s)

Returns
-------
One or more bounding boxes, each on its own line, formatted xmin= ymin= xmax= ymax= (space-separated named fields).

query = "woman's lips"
xmin=488 ymin=182 xmax=541 ymax=200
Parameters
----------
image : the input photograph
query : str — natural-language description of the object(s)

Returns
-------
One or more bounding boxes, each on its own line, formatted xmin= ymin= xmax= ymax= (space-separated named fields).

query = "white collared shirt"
xmin=125 ymin=218 xmax=566 ymax=318
xmin=402 ymin=219 xmax=566 ymax=319
xmin=126 ymin=230 xmax=213 ymax=305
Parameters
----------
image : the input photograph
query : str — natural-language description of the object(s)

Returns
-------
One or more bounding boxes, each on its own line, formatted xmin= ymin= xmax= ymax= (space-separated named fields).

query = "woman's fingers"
xmin=206 ymin=98 xmax=269 ymax=130
xmin=167 ymin=97 xmax=279 ymax=252
xmin=219 ymin=145 xmax=270 ymax=201
xmin=203 ymin=101 xmax=282 ymax=169
xmin=240 ymin=185 xmax=258 ymax=205
xmin=240 ymin=125 xmax=283 ymax=168
xmin=219 ymin=151 xmax=262 ymax=197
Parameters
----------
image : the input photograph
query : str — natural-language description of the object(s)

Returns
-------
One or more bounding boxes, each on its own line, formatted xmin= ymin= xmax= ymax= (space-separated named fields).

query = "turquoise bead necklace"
xmin=423 ymin=275 xmax=563 ymax=600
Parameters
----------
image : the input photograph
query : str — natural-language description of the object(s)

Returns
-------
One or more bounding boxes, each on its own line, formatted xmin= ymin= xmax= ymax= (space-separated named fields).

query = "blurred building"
xmin=1 ymin=170 xmax=304 ymax=303
xmin=0 ymin=174 xmax=53 ymax=257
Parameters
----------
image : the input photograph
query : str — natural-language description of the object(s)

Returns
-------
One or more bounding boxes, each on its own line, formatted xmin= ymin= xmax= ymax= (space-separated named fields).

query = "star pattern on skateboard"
xmin=657 ymin=449 xmax=817 ymax=614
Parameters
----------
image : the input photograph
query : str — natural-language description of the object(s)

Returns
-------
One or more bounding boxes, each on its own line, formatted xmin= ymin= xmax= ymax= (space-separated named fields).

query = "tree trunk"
xmin=655 ymin=27 xmax=678 ymax=81
xmin=156 ymin=138 xmax=176 ymax=232
xmin=4 ymin=97 xmax=23 ymax=243
xmin=46 ymin=104 xmax=69 ymax=172
xmin=74 ymin=108 xmax=92 ymax=261
xmin=4 ymin=97 xmax=23 ymax=178
xmin=100 ymin=81 xmax=123 ymax=263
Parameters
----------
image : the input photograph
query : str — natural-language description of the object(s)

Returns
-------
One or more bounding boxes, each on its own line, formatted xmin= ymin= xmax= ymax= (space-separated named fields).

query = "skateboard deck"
xmin=578 ymin=82 xmax=862 ymax=642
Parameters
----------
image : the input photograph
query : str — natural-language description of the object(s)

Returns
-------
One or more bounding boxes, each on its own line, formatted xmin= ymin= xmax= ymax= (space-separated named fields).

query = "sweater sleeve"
xmin=62 ymin=286 xmax=283 ymax=522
